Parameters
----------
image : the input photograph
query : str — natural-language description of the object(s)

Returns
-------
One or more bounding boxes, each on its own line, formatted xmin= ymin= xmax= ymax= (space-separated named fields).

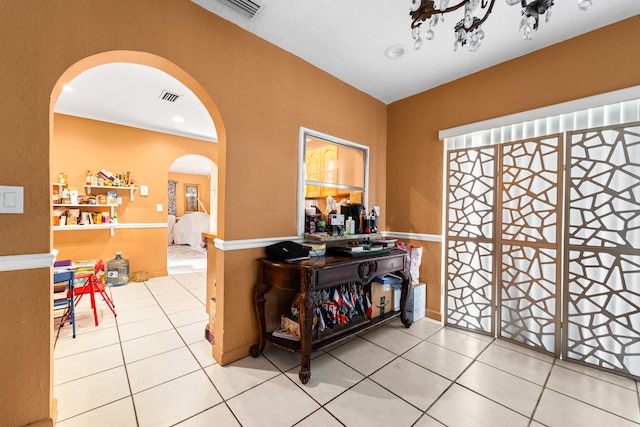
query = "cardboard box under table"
xmin=373 ymin=274 xmax=402 ymax=314
xmin=370 ymin=282 xmax=393 ymax=319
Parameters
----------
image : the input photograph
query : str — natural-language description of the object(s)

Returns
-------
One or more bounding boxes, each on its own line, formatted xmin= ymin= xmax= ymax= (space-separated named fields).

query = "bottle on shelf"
xmin=69 ymin=188 xmax=78 ymax=205
xmin=61 ymin=187 xmax=70 ymax=204
xmin=345 ymin=216 xmax=355 ymax=235
xmin=363 ymin=214 xmax=371 ymax=234
xmin=359 ymin=208 xmax=366 ymax=234
xmin=370 ymin=207 xmax=378 ymax=233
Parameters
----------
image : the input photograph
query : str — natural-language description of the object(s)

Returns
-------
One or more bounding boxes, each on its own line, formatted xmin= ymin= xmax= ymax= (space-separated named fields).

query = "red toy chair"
xmin=73 ymin=259 xmax=117 ymax=326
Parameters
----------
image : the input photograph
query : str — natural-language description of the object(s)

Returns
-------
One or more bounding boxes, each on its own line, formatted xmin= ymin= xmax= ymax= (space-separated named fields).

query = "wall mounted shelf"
xmin=53 ymin=222 xmax=167 ymax=237
xmin=84 ymin=185 xmax=137 ymax=201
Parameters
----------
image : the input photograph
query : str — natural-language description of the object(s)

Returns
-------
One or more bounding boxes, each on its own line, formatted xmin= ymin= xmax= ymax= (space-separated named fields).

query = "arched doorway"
xmin=50 ymin=51 xmax=224 ymax=277
xmin=49 ymin=53 xmax=226 ymax=421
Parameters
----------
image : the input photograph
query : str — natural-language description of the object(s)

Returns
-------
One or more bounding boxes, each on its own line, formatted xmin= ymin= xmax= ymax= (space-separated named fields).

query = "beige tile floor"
xmin=53 ymin=255 xmax=640 ymax=427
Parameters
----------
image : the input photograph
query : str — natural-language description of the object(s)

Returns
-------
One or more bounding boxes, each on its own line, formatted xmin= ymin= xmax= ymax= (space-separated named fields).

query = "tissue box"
xmin=392 ymin=285 xmax=401 ymax=312
xmin=406 ymin=283 xmax=426 ymax=322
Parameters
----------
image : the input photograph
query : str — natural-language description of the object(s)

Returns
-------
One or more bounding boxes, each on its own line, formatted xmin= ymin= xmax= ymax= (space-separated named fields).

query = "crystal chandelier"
xmin=410 ymin=0 xmax=593 ymax=52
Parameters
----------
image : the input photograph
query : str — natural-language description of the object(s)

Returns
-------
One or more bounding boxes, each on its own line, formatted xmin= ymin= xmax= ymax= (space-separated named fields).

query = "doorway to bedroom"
xmin=167 ymin=154 xmax=217 ymax=274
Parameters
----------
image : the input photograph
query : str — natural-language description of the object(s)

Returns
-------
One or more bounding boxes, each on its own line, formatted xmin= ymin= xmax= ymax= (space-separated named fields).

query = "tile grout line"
xmin=52 ymin=288 xmax=140 ymax=424
xmin=527 ymin=357 xmax=556 ymax=427
xmin=52 ymin=260 xmax=207 ymax=425
xmin=280 ymin=323 xmax=450 ymax=425
xmin=146 ymin=268 xmax=239 ymax=426
xmin=120 ymin=270 xmax=214 ymax=425
xmin=539 ymin=361 xmax=640 ymax=425
xmin=243 ymin=332 xmax=401 ymax=425
xmin=263 ymin=320 xmax=486 ymax=426
xmin=111 ymin=284 xmax=141 ymax=426
xmin=415 ymin=334 xmax=498 ymax=426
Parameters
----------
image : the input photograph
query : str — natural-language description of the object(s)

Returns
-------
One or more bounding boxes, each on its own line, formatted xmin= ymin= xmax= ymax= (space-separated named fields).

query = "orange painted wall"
xmin=387 ymin=16 xmax=640 ymax=321
xmin=52 ymin=114 xmax=216 ymax=277
xmin=0 ymin=2 xmax=385 ymax=425
xmin=168 ymin=172 xmax=211 ymax=217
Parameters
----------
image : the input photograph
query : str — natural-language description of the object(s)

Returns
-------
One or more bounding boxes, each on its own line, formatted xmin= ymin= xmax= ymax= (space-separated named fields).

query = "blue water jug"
xmin=106 ymin=252 xmax=129 ymax=286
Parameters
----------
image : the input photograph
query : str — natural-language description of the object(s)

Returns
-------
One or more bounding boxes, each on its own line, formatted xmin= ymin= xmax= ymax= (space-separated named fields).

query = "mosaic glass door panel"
xmin=564 ymin=122 xmax=640 ymax=378
xmin=445 ymin=147 xmax=497 ymax=335
xmin=498 ymin=136 xmax=562 ymax=355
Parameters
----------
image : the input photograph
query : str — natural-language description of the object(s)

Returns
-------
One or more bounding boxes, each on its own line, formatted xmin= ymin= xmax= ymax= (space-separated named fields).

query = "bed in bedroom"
xmin=168 ymin=211 xmax=209 ymax=250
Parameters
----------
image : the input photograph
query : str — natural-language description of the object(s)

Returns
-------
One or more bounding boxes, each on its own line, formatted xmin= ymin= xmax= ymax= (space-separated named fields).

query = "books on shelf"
xmin=97 ymin=169 xmax=115 ymax=182
xmin=272 ymin=327 xmax=300 ymax=341
xmin=367 ymin=239 xmax=397 ymax=249
xmin=332 ymin=245 xmax=391 ymax=257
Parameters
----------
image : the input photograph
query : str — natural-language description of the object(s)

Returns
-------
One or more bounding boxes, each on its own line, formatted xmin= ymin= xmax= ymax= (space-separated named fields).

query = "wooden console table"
xmin=250 ymin=248 xmax=412 ymax=384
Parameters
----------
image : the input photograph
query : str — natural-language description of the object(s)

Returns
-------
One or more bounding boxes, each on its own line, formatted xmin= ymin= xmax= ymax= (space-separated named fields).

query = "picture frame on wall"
xmin=185 ymin=184 xmax=200 ymax=212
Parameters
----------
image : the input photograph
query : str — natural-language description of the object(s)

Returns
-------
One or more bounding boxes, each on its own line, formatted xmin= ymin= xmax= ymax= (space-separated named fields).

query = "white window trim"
xmin=297 ymin=127 xmax=369 ymax=237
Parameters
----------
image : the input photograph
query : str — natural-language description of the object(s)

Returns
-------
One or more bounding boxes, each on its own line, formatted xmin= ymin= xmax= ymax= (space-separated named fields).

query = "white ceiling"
xmin=170 ymin=154 xmax=215 ymax=176
xmin=193 ymin=0 xmax=640 ymax=104
xmin=55 ymin=63 xmax=218 ymax=143
xmin=54 ymin=1 xmax=640 ymax=175
xmin=54 ymin=63 xmax=217 ymax=176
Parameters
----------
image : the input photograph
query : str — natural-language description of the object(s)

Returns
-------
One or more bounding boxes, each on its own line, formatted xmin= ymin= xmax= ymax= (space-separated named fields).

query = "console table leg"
xmin=251 ymin=279 xmax=271 ymax=357
xmin=400 ymin=277 xmax=412 ymax=328
xmin=297 ymin=290 xmax=313 ymax=384
xmin=299 ymin=369 xmax=311 ymax=384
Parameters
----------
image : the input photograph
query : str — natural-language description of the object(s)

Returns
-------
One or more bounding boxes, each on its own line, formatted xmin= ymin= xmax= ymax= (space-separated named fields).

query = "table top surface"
xmin=260 ymin=247 xmax=406 ymax=269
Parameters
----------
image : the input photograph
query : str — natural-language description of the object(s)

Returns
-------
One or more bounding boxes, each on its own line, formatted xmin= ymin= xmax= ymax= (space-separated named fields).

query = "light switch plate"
xmin=156 ymin=203 xmax=163 ymax=212
xmin=140 ymin=185 xmax=149 ymax=196
xmin=0 ymin=185 xmax=24 ymax=214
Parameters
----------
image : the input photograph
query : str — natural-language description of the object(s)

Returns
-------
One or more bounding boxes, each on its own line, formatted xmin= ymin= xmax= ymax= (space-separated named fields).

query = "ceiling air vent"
xmin=214 ymin=0 xmax=262 ymax=19
xmin=159 ymin=90 xmax=181 ymax=103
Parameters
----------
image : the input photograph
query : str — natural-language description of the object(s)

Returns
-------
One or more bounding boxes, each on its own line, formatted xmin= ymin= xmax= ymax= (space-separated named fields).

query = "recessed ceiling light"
xmin=384 ymin=45 xmax=405 ymax=59
xmin=172 ymin=116 xmax=185 ymax=123
xmin=63 ymin=85 xmax=73 ymax=92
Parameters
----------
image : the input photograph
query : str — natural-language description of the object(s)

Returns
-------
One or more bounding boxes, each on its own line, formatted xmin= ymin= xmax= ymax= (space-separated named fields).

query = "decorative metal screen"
xmin=445 ymin=121 xmax=640 ymax=379
xmin=498 ymin=136 xmax=562 ymax=355
xmin=563 ymin=122 xmax=640 ymax=378
xmin=445 ymin=147 xmax=497 ymax=335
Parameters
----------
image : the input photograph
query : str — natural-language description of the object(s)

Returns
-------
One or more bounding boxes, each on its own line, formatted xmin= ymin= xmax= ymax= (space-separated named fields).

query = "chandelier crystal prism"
xmin=410 ymin=0 xmax=592 ymax=52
